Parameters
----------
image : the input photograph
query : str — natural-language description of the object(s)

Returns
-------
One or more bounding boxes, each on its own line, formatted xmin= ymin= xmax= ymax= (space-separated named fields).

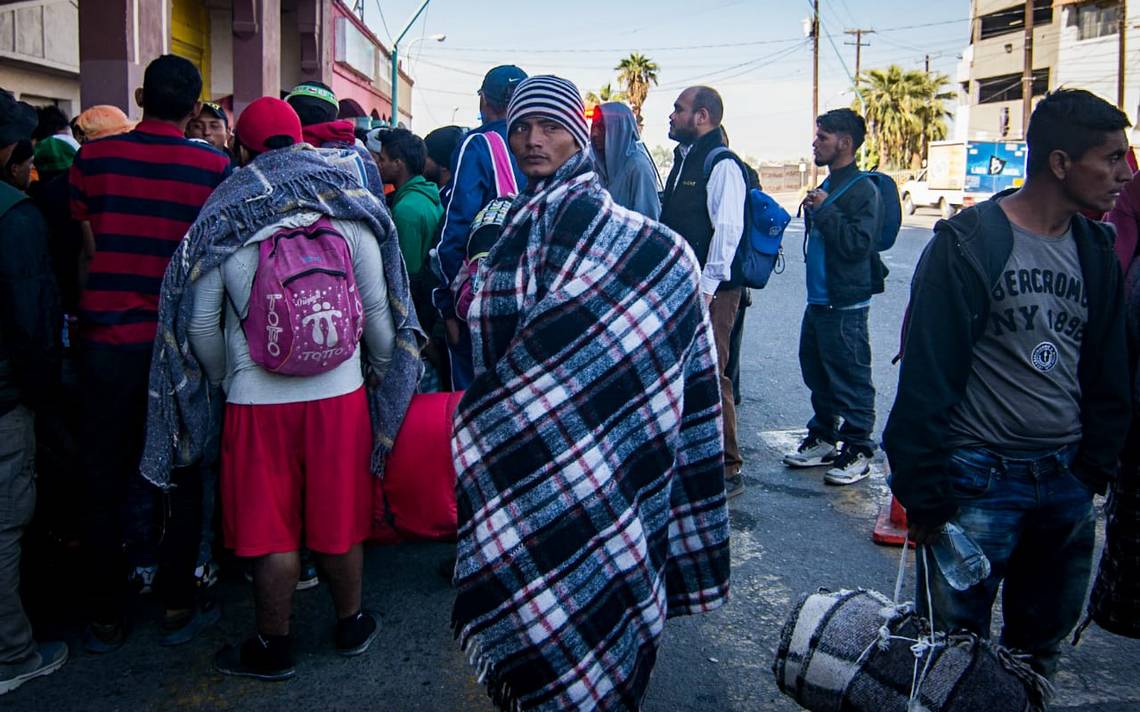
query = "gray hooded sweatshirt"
xmin=592 ymin=102 xmax=661 ymax=220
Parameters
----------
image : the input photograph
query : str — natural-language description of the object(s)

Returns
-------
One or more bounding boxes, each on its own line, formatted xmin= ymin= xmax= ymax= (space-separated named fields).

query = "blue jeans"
xmin=916 ymin=444 xmax=1094 ymax=679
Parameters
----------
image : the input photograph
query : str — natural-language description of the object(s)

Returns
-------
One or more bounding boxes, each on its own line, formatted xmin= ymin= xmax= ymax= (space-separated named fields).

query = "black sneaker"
xmin=824 ymin=446 xmax=873 ymax=486
xmin=215 ymin=636 xmax=295 ymax=682
xmin=82 ymin=621 xmax=126 ymax=655
xmin=158 ymin=599 xmax=222 ymax=647
xmin=335 ymin=610 xmax=381 ymax=657
xmin=783 ymin=434 xmax=839 ymax=468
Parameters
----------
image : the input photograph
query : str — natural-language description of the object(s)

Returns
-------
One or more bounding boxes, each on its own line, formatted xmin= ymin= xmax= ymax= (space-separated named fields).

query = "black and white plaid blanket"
xmin=451 ymin=151 xmax=731 ymax=711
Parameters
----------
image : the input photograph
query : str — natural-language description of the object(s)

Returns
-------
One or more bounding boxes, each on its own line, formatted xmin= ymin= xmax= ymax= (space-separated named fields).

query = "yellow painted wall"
xmin=171 ymin=0 xmax=211 ymax=99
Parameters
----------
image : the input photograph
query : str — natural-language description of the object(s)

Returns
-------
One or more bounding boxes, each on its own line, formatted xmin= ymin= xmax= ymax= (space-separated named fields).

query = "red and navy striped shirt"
xmin=70 ymin=119 xmax=232 ymax=348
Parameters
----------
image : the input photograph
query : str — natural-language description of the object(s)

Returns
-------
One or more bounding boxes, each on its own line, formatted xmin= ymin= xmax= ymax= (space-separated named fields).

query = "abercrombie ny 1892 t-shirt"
xmin=947 ymin=220 xmax=1086 ymax=452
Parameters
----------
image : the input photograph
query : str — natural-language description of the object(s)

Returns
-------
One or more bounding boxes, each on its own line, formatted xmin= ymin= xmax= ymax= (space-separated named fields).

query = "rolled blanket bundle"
xmin=773 ymin=588 xmax=1052 ymax=712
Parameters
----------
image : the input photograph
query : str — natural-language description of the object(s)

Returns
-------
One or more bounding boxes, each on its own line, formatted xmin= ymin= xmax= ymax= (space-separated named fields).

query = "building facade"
xmin=0 ymin=0 xmax=413 ymax=124
xmin=956 ymin=0 xmax=1061 ymax=140
xmin=956 ymin=0 xmax=1138 ymax=140
xmin=0 ymin=0 xmax=80 ymax=112
xmin=1054 ymin=0 xmax=1139 ymax=127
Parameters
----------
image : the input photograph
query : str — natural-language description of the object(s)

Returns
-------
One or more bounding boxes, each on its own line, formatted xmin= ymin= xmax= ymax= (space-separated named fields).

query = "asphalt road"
xmin=7 ymin=208 xmax=1140 ymax=711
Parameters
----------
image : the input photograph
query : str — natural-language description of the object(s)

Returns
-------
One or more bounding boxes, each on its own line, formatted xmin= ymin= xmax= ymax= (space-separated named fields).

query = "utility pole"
xmin=922 ymin=54 xmax=931 ymax=160
xmin=1119 ymin=0 xmax=1128 ymax=110
xmin=389 ymin=0 xmax=433 ymax=127
xmin=1021 ymin=0 xmax=1034 ymax=137
xmin=844 ymin=28 xmax=874 ymax=87
xmin=811 ymin=0 xmax=820 ymax=185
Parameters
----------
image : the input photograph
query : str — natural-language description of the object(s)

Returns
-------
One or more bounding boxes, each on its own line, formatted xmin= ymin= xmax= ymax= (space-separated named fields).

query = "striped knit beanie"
xmin=506 ymin=75 xmax=589 ymax=151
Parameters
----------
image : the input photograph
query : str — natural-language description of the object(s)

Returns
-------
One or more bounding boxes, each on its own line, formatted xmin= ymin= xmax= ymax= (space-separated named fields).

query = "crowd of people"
xmin=1 ymin=50 xmax=1138 ymax=710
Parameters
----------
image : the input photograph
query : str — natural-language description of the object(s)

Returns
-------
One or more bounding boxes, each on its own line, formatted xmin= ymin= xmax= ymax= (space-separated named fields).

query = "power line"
xmin=874 ymin=34 xmax=964 ymax=56
xmin=416 ymin=42 xmax=808 ymax=91
xmin=411 ymin=50 xmax=758 ymax=72
xmin=414 ymin=57 xmax=487 ymax=78
xmin=427 ymin=38 xmax=805 ymax=54
xmin=875 ymin=17 xmax=971 ymax=33
xmin=420 ymin=18 xmax=969 ymax=56
xmin=817 ymin=16 xmax=857 ymax=86
xmin=405 ymin=0 xmax=432 ymax=77
xmin=656 ymin=41 xmax=809 ymax=90
xmin=416 ymin=86 xmax=476 ymax=97
xmin=832 ymin=0 xmax=860 ymax=28
xmin=371 ymin=0 xmax=393 ymax=43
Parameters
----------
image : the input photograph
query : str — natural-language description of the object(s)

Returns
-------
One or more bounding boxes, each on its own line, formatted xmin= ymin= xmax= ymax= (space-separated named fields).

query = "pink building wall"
xmin=330 ymin=1 xmax=412 ymax=124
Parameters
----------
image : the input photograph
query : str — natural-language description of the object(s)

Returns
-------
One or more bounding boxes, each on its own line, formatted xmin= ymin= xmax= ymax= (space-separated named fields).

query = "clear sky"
xmin=365 ymin=0 xmax=971 ymax=162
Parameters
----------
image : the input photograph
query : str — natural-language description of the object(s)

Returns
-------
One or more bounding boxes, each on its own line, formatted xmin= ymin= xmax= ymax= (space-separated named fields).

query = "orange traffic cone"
xmin=872 ymin=495 xmax=912 ymax=547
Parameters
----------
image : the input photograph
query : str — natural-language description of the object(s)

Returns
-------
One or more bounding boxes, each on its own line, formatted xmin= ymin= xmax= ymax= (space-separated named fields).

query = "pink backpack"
xmin=243 ymin=217 xmax=364 ymax=376
xmin=451 ymin=132 xmax=518 ymax=321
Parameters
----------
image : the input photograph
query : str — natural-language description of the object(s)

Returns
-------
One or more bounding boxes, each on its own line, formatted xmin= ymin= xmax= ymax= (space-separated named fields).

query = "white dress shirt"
xmin=671 ymin=144 xmax=749 ymax=295
xmin=703 ymin=158 xmax=748 ymax=295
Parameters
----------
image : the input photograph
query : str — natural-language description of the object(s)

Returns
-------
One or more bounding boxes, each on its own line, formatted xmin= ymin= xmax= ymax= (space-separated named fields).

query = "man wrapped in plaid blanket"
xmin=450 ymin=75 xmax=732 ymax=711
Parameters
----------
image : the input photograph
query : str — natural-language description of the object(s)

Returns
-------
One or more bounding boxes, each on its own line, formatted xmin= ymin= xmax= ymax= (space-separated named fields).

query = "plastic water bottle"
xmin=929 ymin=522 xmax=991 ymax=591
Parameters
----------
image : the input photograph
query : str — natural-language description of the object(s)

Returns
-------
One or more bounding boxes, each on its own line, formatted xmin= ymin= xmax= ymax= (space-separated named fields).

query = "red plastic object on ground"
xmin=872 ymin=496 xmax=913 ymax=547
xmin=370 ymin=391 xmax=463 ymax=544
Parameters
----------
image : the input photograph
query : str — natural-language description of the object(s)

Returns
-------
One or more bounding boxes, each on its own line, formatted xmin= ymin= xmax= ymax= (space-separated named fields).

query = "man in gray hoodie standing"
xmin=590 ymin=102 xmax=660 ymax=219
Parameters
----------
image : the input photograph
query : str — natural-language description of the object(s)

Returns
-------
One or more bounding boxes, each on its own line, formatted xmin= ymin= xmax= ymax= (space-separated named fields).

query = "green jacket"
xmin=390 ymin=175 xmax=443 ymax=276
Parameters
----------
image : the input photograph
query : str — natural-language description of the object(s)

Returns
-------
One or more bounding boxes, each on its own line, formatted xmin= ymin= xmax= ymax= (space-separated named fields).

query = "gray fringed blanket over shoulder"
xmin=451 ymin=152 xmax=731 ymax=711
xmin=140 ymin=144 xmax=424 ymax=488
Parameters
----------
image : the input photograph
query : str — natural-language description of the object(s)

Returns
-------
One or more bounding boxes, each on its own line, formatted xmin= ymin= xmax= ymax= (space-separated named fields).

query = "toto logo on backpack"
xmin=243 ymin=218 xmax=364 ymax=376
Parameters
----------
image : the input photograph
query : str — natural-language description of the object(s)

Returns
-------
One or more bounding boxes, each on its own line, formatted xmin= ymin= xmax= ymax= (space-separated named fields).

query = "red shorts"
xmin=221 ymin=388 xmax=373 ymax=557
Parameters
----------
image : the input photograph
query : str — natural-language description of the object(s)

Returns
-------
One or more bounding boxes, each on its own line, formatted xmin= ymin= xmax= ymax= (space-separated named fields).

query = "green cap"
xmin=286 ymin=83 xmax=338 ymax=109
xmin=33 ymin=136 xmax=77 ymax=174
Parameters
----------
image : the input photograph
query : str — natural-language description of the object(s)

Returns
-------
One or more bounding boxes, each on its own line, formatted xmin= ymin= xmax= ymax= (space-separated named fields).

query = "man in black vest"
xmin=661 ymin=86 xmax=748 ymax=499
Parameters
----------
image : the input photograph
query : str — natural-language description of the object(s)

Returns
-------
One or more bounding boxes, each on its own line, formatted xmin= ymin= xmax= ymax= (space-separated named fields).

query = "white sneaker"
xmin=824 ymin=448 xmax=872 ymax=485
xmin=783 ymin=435 xmax=838 ymax=468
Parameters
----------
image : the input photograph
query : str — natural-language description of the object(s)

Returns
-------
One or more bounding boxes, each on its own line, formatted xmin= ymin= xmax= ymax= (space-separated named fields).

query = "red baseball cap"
xmin=235 ymin=97 xmax=302 ymax=153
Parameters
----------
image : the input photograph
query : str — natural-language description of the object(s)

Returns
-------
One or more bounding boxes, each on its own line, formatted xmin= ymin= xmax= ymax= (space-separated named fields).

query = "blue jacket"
xmin=432 ymin=120 xmax=526 ymax=317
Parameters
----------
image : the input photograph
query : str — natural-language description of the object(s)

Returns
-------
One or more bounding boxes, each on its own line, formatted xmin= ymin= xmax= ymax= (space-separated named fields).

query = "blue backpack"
xmin=704 ymin=148 xmax=791 ymax=289
xmin=814 ymin=171 xmax=902 ymax=251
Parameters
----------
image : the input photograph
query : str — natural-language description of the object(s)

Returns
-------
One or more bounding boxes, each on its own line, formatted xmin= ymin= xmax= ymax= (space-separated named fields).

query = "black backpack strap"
xmin=702 ymin=146 xmax=734 ymax=180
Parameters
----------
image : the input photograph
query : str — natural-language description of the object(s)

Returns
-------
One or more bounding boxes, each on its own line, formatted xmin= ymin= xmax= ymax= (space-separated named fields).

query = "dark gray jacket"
xmin=0 ymin=184 xmax=61 ymax=415
xmin=807 ymin=162 xmax=888 ymax=307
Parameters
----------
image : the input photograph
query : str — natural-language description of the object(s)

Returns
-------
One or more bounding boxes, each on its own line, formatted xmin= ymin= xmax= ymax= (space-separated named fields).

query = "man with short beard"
xmin=660 ymin=85 xmax=747 ymax=499
xmin=784 ymin=108 xmax=884 ymax=486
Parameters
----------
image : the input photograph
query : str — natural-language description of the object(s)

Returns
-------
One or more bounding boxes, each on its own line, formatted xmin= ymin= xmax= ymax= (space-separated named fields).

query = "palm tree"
xmin=584 ymin=83 xmax=628 ymax=110
xmin=913 ymin=72 xmax=954 ymax=162
xmin=858 ymin=65 xmax=952 ymax=169
xmin=615 ymin=53 xmax=660 ymax=129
